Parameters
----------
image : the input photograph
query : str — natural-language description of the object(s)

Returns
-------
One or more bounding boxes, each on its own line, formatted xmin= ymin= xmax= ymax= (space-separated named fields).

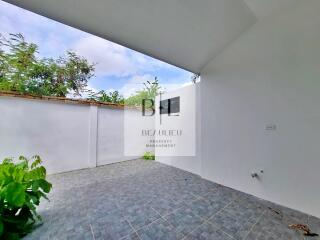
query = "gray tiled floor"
xmin=24 ymin=159 xmax=320 ymax=240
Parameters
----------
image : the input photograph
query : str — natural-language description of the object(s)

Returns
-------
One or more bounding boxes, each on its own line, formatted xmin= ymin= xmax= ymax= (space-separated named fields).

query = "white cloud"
xmin=132 ymin=52 xmax=173 ymax=72
xmin=181 ymin=81 xmax=193 ymax=87
xmin=70 ymin=30 xmax=178 ymax=79
xmin=0 ymin=16 xmax=14 ymax=33
xmin=119 ymin=74 xmax=153 ymax=98
xmin=0 ymin=1 xmax=84 ymax=58
xmin=0 ymin=1 xmax=192 ymax=95
xmin=72 ymin=36 xmax=136 ymax=77
xmin=119 ymin=74 xmax=194 ymax=98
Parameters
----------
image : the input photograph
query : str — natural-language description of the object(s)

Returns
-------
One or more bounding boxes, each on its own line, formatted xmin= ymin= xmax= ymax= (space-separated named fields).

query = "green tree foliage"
xmin=142 ymin=152 xmax=155 ymax=160
xmin=0 ymin=33 xmax=94 ymax=97
xmin=87 ymin=90 xmax=124 ymax=104
xmin=0 ymin=155 xmax=52 ymax=239
xmin=125 ymin=77 xmax=161 ymax=107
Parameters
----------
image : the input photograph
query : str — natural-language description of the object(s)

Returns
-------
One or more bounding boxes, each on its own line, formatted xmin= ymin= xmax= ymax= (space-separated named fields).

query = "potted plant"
xmin=0 ymin=155 xmax=52 ymax=239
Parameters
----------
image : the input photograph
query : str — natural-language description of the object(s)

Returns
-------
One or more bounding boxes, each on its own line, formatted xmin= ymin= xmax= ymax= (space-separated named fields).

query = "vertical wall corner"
xmin=88 ymin=105 xmax=98 ymax=168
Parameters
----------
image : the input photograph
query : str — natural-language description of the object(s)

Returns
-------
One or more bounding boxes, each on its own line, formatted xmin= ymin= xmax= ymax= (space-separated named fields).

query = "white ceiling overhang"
xmin=3 ymin=0 xmax=298 ymax=73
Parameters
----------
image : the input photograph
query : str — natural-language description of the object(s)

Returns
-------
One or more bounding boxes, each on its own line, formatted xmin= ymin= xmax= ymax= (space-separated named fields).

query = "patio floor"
xmin=25 ymin=159 xmax=319 ymax=240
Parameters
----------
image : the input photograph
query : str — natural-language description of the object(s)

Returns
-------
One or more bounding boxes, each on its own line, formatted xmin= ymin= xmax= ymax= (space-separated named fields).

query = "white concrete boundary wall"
xmin=97 ymin=108 xmax=145 ymax=165
xmin=0 ymin=96 xmax=142 ymax=174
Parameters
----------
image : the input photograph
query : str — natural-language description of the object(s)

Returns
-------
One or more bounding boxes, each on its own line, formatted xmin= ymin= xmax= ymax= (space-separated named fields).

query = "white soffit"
xmin=244 ymin=0 xmax=300 ymax=19
xmin=4 ymin=0 xmax=256 ymax=73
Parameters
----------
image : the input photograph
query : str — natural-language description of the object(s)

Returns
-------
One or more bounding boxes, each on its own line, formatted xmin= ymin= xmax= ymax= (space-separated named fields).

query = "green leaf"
xmin=25 ymin=166 xmax=46 ymax=181
xmin=30 ymin=156 xmax=42 ymax=169
xmin=12 ymin=168 xmax=25 ymax=182
xmin=0 ymin=220 xmax=3 ymax=236
xmin=26 ymin=192 xmax=40 ymax=205
xmin=18 ymin=156 xmax=28 ymax=163
xmin=2 ymin=158 xmax=13 ymax=164
xmin=5 ymin=182 xmax=26 ymax=207
xmin=31 ymin=179 xmax=52 ymax=193
xmin=37 ymin=179 xmax=52 ymax=193
xmin=0 ymin=154 xmax=51 ymax=237
xmin=6 ymin=232 xmax=20 ymax=240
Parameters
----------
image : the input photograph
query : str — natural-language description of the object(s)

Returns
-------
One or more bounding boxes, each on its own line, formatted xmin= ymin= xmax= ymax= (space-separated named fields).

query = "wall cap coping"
xmin=0 ymin=90 xmax=125 ymax=109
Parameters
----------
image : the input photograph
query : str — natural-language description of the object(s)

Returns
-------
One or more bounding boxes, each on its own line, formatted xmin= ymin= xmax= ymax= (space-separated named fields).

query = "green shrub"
xmin=0 ymin=155 xmax=52 ymax=239
xmin=143 ymin=152 xmax=155 ymax=160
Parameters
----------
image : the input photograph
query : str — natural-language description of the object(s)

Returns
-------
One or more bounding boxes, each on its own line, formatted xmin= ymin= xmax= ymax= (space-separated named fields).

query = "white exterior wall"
xmin=123 ymin=108 xmax=155 ymax=158
xmin=0 ymin=96 xmax=145 ymax=174
xmin=97 ymin=108 xmax=128 ymax=166
xmin=97 ymin=108 xmax=149 ymax=165
xmin=156 ymin=84 xmax=202 ymax=176
xmin=200 ymin=0 xmax=320 ymax=217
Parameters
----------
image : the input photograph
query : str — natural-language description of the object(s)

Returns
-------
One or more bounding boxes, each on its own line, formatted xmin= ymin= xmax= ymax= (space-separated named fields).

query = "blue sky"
xmin=0 ymin=1 xmax=192 ymax=97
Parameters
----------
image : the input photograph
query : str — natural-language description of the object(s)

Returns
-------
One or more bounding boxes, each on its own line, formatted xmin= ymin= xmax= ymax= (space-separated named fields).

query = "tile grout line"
xmin=129 ymin=207 xmax=170 ymax=233
xmin=125 ymin=219 xmax=142 ymax=240
xmin=89 ymin=223 xmax=96 ymax=240
xmin=150 ymin=207 xmax=173 ymax=224
xmin=243 ymin=209 xmax=267 ymax=240
xmin=170 ymin=209 xmax=207 ymax=239
xmin=188 ymin=192 xmax=266 ymax=240
xmin=205 ymin=219 xmax=236 ymax=240
xmin=151 ymin=203 xmax=186 ymax=219
xmin=206 ymin=194 xmax=267 ymax=240
xmin=179 ymin=208 xmax=236 ymax=240
xmin=181 ymin=193 xmax=239 ymax=240
xmin=180 ymin=221 xmax=206 ymax=240
xmin=152 ymin=199 xmax=236 ymax=240
xmin=127 ymin=209 xmax=180 ymax=240
xmin=190 ymin=192 xmax=206 ymax=201
xmin=204 ymin=199 xmax=239 ymax=240
xmin=150 ymin=206 xmax=191 ymax=237
xmin=207 ymin=198 xmax=236 ymax=220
